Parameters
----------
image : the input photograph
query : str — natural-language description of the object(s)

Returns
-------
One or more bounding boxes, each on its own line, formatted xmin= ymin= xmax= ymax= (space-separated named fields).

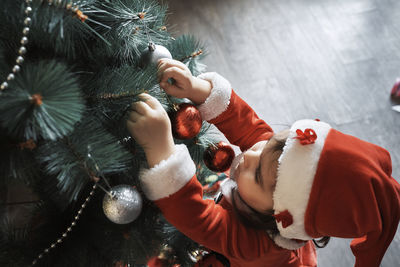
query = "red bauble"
xmin=203 ymin=141 xmax=235 ymax=172
xmin=169 ymin=103 xmax=202 ymax=139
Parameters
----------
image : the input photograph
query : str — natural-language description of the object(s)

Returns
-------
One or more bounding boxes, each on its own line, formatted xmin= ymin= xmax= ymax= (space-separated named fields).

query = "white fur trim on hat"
xmin=139 ymin=144 xmax=196 ymax=201
xmin=220 ymin=178 xmax=307 ymax=249
xmin=268 ymin=232 xmax=307 ymax=250
xmin=197 ymin=72 xmax=232 ymax=121
xmin=273 ymin=119 xmax=331 ymax=240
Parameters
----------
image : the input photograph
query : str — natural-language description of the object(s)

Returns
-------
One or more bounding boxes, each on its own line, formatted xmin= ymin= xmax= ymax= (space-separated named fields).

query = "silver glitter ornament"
xmin=139 ymin=42 xmax=172 ymax=68
xmin=102 ymin=185 xmax=143 ymax=224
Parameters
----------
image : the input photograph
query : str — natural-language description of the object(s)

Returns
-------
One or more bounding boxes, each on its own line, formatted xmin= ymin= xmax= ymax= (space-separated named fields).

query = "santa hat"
xmin=272 ymin=119 xmax=400 ymax=267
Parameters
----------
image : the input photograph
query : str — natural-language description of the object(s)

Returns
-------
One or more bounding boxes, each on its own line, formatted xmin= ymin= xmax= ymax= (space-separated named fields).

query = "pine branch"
xmin=162 ymin=222 xmax=202 ymax=266
xmin=37 ymin=117 xmax=133 ymax=203
xmin=93 ymin=0 xmax=171 ymax=63
xmin=87 ymin=65 xmax=159 ymax=99
xmin=0 ymin=134 xmax=39 ymax=184
xmin=0 ymin=46 xmax=9 ymax=79
xmin=87 ymin=202 xmax=165 ymax=265
xmin=84 ymin=65 xmax=170 ymax=140
xmin=29 ymin=0 xmax=110 ymax=60
xmin=181 ymin=122 xmax=222 ymax=164
xmin=0 ymin=60 xmax=85 ymax=141
xmin=0 ymin=201 xmax=43 ymax=267
xmin=168 ymin=35 xmax=207 ymax=76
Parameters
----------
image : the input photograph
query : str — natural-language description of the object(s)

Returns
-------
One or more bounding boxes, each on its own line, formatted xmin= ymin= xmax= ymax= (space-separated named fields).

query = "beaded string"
xmin=0 ymin=0 xmax=33 ymax=91
xmin=0 ymin=0 xmax=99 ymax=92
xmin=87 ymin=150 xmax=114 ymax=198
xmin=31 ymin=149 xmax=115 ymax=265
xmin=31 ymin=183 xmax=98 ymax=266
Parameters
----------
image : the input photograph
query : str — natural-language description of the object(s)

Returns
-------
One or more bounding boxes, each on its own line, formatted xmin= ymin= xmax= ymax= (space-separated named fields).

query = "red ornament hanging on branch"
xmin=203 ymin=141 xmax=235 ymax=172
xmin=169 ymin=103 xmax=202 ymax=139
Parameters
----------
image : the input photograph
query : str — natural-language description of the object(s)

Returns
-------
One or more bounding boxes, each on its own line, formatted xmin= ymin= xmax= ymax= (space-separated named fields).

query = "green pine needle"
xmin=94 ymin=0 xmax=171 ymax=62
xmin=168 ymin=35 xmax=207 ymax=76
xmin=29 ymin=0 xmax=105 ymax=59
xmin=37 ymin=117 xmax=133 ymax=203
xmin=0 ymin=60 xmax=85 ymax=141
xmin=0 ymin=142 xmax=39 ymax=183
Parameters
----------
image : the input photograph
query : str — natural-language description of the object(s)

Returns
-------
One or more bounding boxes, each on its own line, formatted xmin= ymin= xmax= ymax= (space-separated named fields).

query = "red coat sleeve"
xmin=155 ymin=176 xmax=286 ymax=262
xmin=208 ymin=90 xmax=274 ymax=151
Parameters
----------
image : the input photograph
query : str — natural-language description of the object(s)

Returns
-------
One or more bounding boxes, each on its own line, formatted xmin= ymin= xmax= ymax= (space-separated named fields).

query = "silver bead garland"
xmin=1 ymin=0 xmax=89 ymax=92
xmin=0 ymin=0 xmax=33 ymax=91
xmin=31 ymin=183 xmax=98 ymax=266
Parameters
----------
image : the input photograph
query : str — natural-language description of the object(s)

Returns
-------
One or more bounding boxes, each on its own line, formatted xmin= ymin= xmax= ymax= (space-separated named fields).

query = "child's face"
xmin=230 ymin=131 xmax=287 ymax=213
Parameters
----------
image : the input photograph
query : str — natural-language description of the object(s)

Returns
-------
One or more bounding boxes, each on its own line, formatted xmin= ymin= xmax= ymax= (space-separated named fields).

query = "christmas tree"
xmin=0 ymin=0 xmax=226 ymax=266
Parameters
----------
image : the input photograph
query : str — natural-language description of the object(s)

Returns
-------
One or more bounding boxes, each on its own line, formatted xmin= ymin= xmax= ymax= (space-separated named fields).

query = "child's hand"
xmin=126 ymin=93 xmax=175 ymax=167
xmin=157 ymin=58 xmax=212 ymax=105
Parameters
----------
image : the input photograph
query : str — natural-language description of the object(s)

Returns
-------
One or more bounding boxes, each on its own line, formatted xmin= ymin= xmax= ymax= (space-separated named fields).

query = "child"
xmin=127 ymin=59 xmax=400 ymax=267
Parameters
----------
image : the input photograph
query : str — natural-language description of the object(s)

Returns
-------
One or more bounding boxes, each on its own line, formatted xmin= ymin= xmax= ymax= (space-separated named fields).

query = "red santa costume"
xmin=139 ymin=73 xmax=400 ymax=267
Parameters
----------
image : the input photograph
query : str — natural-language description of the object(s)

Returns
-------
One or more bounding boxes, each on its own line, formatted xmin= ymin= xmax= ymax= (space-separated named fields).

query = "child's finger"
xmin=137 ymin=93 xmax=163 ymax=110
xmin=157 ymin=62 xmax=169 ymax=81
xmin=126 ymin=119 xmax=135 ymax=130
xmin=127 ymin=110 xmax=141 ymax=122
xmin=160 ymin=82 xmax=185 ymax=98
xmin=157 ymin=60 xmax=185 ymax=82
xmin=157 ymin=58 xmax=187 ymax=71
xmin=159 ymin=67 xmax=186 ymax=85
xmin=131 ymin=99 xmax=152 ymax=115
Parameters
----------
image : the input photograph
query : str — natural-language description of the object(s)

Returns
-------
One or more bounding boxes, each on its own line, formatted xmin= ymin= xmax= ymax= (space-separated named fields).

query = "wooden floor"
xmin=166 ymin=0 xmax=400 ymax=266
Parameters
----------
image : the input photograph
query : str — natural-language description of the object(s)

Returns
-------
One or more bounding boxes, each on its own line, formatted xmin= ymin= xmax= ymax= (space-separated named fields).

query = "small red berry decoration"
xmin=169 ymin=103 xmax=202 ymax=139
xmin=203 ymin=141 xmax=235 ymax=172
xmin=273 ymin=210 xmax=294 ymax=228
xmin=294 ymin=128 xmax=317 ymax=145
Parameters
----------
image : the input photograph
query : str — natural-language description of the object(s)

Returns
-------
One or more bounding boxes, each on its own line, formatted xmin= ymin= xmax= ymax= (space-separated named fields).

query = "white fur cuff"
xmin=197 ymin=72 xmax=232 ymax=121
xmin=139 ymin=144 xmax=196 ymax=201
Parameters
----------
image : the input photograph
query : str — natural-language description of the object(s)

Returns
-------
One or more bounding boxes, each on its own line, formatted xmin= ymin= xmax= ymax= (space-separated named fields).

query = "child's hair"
xmin=230 ymin=134 xmax=330 ymax=248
